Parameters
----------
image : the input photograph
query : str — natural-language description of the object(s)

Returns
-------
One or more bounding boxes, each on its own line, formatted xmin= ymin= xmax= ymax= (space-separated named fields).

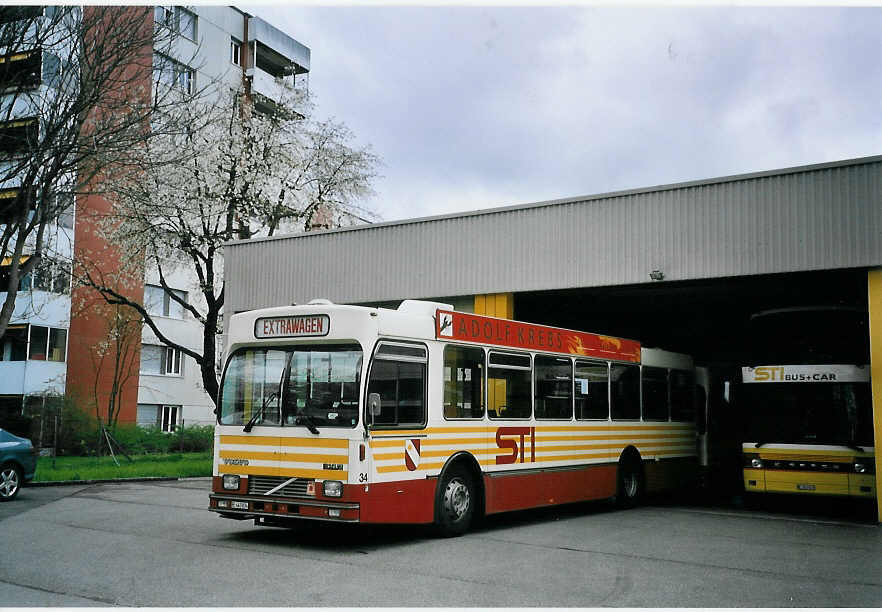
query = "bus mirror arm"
xmin=368 ymin=393 xmax=381 ymax=417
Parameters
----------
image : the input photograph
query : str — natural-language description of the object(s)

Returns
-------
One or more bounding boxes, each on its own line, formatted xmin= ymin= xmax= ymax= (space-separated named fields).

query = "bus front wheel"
xmin=435 ymin=466 xmax=475 ymax=537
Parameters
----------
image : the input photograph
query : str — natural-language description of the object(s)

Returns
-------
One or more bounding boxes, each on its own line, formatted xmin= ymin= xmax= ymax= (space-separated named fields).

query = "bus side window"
xmin=670 ymin=369 xmax=696 ymax=422
xmin=575 ymin=360 xmax=609 ymax=420
xmin=641 ymin=366 xmax=668 ymax=421
xmin=611 ymin=363 xmax=640 ymax=420
xmin=366 ymin=359 xmax=426 ymax=428
xmin=487 ymin=351 xmax=532 ymax=419
xmin=534 ymin=355 xmax=572 ymax=419
xmin=443 ymin=345 xmax=485 ymax=419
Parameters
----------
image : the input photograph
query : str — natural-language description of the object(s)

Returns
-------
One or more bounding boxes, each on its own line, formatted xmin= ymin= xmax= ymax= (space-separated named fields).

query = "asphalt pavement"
xmin=0 ymin=479 xmax=879 ymax=607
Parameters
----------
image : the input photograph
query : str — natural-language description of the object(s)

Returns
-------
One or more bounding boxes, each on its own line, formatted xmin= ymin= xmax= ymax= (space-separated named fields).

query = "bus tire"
xmin=616 ymin=455 xmax=644 ymax=508
xmin=435 ymin=465 xmax=475 ymax=537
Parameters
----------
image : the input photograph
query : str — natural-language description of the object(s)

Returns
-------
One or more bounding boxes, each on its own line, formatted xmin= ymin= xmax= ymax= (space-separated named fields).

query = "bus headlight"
xmin=744 ymin=454 xmax=763 ymax=469
xmin=223 ymin=474 xmax=241 ymax=490
xmin=854 ymin=460 xmax=875 ymax=474
xmin=323 ymin=480 xmax=343 ymax=497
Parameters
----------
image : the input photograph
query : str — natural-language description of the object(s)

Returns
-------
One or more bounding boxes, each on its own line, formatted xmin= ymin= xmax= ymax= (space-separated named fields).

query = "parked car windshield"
xmin=219 ymin=344 xmax=363 ymax=428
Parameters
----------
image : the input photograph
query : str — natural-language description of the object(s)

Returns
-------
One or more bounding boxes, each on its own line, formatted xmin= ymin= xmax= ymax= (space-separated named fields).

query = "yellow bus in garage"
xmin=739 ymin=308 xmax=875 ymax=499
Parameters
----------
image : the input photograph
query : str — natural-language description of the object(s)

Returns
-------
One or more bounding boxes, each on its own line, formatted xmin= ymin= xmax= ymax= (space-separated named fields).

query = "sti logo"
xmin=438 ymin=312 xmax=454 ymax=337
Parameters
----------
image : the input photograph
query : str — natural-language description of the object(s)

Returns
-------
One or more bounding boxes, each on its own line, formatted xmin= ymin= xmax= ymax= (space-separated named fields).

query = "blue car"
xmin=0 ymin=428 xmax=37 ymax=501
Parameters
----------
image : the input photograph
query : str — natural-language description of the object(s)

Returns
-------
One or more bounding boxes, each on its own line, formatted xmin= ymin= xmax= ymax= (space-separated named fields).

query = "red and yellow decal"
xmin=436 ymin=310 xmax=640 ymax=362
xmin=370 ymin=423 xmax=696 ymax=475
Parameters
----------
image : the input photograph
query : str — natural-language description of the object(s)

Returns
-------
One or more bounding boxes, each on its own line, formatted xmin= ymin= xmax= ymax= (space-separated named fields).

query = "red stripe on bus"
xmin=346 ymin=480 xmax=437 ymax=524
xmin=483 ymin=464 xmax=617 ymax=515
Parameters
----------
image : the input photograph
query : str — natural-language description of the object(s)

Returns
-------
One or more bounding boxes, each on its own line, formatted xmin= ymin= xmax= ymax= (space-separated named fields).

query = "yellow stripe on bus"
xmin=370 ymin=437 xmax=487 ymax=449
xmin=220 ymin=435 xmax=348 ymax=448
xmin=369 ymin=424 xmax=694 ymax=438
xmin=218 ymin=464 xmax=348 ymax=479
xmin=375 ymin=453 xmax=619 ymax=473
xmin=219 ymin=450 xmax=347 ymax=463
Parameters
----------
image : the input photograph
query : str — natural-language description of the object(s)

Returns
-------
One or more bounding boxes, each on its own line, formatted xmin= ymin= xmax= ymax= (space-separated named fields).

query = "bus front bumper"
xmin=209 ymin=493 xmax=360 ymax=523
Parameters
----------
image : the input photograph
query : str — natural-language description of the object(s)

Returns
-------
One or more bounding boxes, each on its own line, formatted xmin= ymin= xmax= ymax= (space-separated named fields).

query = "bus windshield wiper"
xmin=243 ymin=391 xmax=277 ymax=432
xmin=295 ymin=413 xmax=320 ymax=435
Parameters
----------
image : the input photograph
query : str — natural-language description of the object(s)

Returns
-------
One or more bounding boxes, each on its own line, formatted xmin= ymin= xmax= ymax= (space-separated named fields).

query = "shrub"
xmin=55 ymin=399 xmax=99 ymax=456
xmin=106 ymin=423 xmax=214 ymax=455
xmin=171 ymin=424 xmax=214 ymax=453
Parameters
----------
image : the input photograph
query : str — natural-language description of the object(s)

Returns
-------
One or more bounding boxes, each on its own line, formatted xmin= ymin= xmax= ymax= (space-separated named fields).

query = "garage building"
xmin=224 ymin=154 xmax=882 ymax=520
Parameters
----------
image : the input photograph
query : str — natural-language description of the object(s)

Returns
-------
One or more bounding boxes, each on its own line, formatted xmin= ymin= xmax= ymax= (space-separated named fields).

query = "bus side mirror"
xmin=368 ymin=393 xmax=381 ymax=417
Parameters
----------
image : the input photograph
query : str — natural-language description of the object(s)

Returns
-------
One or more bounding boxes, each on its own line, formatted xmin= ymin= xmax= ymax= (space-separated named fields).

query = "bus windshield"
xmin=219 ymin=344 xmax=363 ymax=428
xmin=742 ymin=382 xmax=873 ymax=447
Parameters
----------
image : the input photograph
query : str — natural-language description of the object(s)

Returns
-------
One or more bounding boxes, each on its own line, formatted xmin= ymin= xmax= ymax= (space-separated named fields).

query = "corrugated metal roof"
xmin=225 ymin=155 xmax=882 ymax=315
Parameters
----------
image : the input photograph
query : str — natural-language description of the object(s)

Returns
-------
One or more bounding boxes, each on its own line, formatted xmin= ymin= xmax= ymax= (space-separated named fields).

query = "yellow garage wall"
xmin=869 ymin=270 xmax=882 ymax=523
xmin=474 ymin=293 xmax=514 ymax=418
xmin=474 ymin=293 xmax=514 ymax=319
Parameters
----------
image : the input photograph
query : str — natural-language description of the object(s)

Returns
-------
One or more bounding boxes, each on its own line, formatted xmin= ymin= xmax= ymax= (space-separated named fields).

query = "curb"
xmin=28 ymin=476 xmax=212 ymax=487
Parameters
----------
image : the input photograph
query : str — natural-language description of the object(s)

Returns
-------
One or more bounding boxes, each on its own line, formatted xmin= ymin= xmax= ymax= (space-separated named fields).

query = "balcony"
xmin=245 ymin=16 xmax=309 ymax=108
xmin=247 ymin=17 xmax=310 ymax=74
xmin=246 ymin=67 xmax=308 ymax=106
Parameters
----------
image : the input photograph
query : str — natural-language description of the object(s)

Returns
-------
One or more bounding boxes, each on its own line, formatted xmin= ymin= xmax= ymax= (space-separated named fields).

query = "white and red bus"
xmin=209 ymin=299 xmax=700 ymax=535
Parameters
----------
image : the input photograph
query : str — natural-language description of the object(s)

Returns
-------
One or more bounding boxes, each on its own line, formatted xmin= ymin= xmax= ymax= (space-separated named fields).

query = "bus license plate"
xmin=796 ymin=484 xmax=816 ymax=491
xmin=231 ymin=501 xmax=249 ymax=509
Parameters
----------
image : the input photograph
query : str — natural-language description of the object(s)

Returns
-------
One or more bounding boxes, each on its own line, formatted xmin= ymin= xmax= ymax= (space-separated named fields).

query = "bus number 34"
xmin=496 ymin=427 xmax=536 ymax=465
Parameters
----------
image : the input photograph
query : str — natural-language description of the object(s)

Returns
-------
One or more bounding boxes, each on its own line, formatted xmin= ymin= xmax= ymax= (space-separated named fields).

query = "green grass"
xmin=34 ymin=452 xmax=213 ymax=482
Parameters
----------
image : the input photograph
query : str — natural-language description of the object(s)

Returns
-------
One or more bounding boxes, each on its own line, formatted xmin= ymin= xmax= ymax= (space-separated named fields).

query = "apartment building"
xmin=0 ymin=6 xmax=310 ymax=431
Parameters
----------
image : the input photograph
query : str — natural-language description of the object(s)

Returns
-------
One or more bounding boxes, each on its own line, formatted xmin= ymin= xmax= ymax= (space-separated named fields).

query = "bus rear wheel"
xmin=435 ymin=466 xmax=475 ymax=537
xmin=616 ymin=456 xmax=644 ymax=508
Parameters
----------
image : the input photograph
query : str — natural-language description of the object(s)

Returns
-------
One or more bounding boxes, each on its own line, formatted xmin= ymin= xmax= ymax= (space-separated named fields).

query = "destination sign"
xmin=254 ymin=314 xmax=330 ymax=339
xmin=742 ymin=364 xmax=870 ymax=383
xmin=436 ymin=310 xmax=640 ymax=363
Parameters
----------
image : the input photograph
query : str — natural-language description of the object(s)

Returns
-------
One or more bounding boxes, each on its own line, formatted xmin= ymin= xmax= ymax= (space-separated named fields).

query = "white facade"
xmin=0 ymin=7 xmax=77 ymax=416
xmin=137 ymin=7 xmax=311 ymax=430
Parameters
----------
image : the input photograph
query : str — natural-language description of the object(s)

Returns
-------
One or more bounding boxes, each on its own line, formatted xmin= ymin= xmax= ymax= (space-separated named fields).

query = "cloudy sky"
xmin=252 ymin=4 xmax=881 ymax=224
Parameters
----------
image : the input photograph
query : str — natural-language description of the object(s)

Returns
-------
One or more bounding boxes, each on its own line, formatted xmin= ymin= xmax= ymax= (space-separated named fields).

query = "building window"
xmin=0 ymin=254 xmax=35 ymax=291
xmin=155 ymin=6 xmax=197 ymax=42
xmin=154 ymin=6 xmax=174 ymax=28
xmin=137 ymin=403 xmax=181 ymax=432
xmin=230 ymin=38 xmax=241 ymax=65
xmin=140 ymin=343 xmax=183 ymax=376
xmin=165 ymin=346 xmax=181 ymax=375
xmin=26 ymin=325 xmax=67 ymax=362
xmin=0 ymin=6 xmax=43 ymax=25
xmin=0 ymin=187 xmax=35 ymax=225
xmin=32 ymin=257 xmax=70 ymax=294
xmin=144 ymin=284 xmax=187 ymax=319
xmin=0 ymin=117 xmax=38 ymax=157
xmin=0 ymin=49 xmax=42 ymax=91
xmin=53 ymin=192 xmax=74 ymax=229
xmin=177 ymin=8 xmax=197 ymax=40
xmin=153 ymin=53 xmax=194 ymax=95
xmin=161 ymin=405 xmax=180 ymax=431
xmin=0 ymin=325 xmax=27 ymax=361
